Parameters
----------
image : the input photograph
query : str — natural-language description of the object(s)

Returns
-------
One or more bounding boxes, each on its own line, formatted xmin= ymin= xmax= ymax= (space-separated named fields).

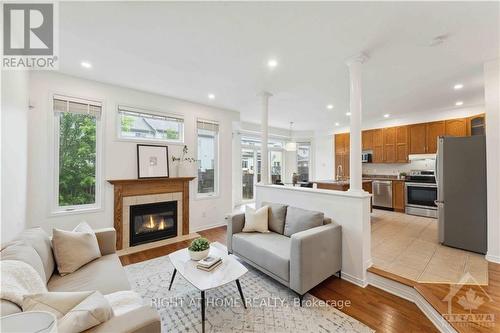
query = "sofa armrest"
xmin=225 ymin=213 xmax=245 ymax=253
xmin=85 ymin=305 xmax=161 ymax=333
xmin=94 ymin=228 xmax=116 ymax=255
xmin=289 ymin=223 xmax=342 ymax=295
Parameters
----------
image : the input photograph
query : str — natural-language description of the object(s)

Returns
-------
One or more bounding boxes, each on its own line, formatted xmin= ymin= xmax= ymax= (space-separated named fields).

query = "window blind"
xmin=197 ymin=119 xmax=219 ymax=132
xmin=118 ymin=105 xmax=183 ymax=123
xmin=53 ymin=96 xmax=102 ymax=118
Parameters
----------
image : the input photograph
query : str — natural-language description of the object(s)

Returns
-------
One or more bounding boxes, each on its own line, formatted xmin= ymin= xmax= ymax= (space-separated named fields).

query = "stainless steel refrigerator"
xmin=436 ymin=136 xmax=487 ymax=254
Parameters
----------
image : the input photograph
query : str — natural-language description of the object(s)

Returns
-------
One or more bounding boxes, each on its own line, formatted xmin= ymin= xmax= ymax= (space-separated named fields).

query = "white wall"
xmin=1 ymin=71 xmax=29 ymax=243
xmin=27 ymin=72 xmax=239 ymax=234
xmin=484 ymin=59 xmax=500 ymax=264
xmin=313 ymin=133 xmax=333 ymax=180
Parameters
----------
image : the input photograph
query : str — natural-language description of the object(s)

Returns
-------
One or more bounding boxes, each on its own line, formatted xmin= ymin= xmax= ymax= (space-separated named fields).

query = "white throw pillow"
xmin=242 ymin=205 xmax=270 ymax=233
xmin=22 ymin=291 xmax=113 ymax=333
xmin=52 ymin=222 xmax=102 ymax=275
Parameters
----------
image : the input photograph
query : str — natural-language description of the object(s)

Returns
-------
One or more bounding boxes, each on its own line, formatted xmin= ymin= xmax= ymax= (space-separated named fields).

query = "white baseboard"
xmin=191 ymin=221 xmax=227 ymax=233
xmin=367 ymin=272 xmax=457 ymax=333
xmin=341 ymin=271 xmax=368 ymax=288
xmin=485 ymin=253 xmax=500 ymax=264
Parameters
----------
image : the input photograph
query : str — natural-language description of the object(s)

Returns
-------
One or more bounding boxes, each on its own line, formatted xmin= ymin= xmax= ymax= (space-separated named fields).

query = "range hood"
xmin=408 ymin=154 xmax=437 ymax=161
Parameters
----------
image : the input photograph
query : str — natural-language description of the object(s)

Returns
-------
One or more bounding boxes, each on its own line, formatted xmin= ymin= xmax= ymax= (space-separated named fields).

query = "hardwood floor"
xmin=120 ymin=226 xmax=439 ymax=332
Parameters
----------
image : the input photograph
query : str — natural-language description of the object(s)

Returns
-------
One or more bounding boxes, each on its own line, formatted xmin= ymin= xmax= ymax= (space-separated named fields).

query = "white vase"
xmin=177 ymin=163 xmax=193 ymax=177
xmin=189 ymin=248 xmax=209 ymax=261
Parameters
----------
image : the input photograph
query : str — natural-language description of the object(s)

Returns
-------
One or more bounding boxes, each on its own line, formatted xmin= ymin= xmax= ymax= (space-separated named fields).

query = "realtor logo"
xmin=2 ymin=2 xmax=58 ymax=69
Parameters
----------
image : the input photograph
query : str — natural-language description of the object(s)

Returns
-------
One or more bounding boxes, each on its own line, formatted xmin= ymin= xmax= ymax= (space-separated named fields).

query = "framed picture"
xmin=137 ymin=144 xmax=169 ymax=179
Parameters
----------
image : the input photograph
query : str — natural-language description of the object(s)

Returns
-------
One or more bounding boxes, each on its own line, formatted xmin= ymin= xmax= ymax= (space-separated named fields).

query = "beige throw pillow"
xmin=23 ymin=291 xmax=113 ymax=333
xmin=242 ymin=205 xmax=269 ymax=233
xmin=52 ymin=222 xmax=101 ymax=275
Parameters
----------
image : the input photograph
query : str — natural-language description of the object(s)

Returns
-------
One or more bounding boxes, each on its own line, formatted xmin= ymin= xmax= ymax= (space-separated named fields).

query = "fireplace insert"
xmin=129 ymin=201 xmax=177 ymax=246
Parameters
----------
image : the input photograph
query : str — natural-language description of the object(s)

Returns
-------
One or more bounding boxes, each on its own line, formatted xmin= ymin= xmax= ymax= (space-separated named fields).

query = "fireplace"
xmin=129 ymin=201 xmax=178 ymax=246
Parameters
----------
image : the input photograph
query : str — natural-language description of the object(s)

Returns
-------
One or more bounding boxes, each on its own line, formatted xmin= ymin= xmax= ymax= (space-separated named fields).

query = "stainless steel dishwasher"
xmin=372 ymin=180 xmax=393 ymax=208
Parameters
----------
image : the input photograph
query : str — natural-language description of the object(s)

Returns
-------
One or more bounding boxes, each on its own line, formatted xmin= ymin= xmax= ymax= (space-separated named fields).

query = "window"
xmin=297 ymin=142 xmax=311 ymax=182
xmin=53 ymin=96 xmax=101 ymax=212
xmin=197 ymin=120 xmax=219 ymax=196
xmin=118 ymin=106 xmax=184 ymax=143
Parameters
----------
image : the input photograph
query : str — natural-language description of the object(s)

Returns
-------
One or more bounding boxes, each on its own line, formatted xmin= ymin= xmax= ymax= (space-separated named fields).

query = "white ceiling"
xmin=58 ymin=2 xmax=499 ymax=131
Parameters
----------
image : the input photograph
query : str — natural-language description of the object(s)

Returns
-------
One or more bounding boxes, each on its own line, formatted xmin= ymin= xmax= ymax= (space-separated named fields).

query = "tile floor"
xmin=371 ymin=209 xmax=488 ymax=285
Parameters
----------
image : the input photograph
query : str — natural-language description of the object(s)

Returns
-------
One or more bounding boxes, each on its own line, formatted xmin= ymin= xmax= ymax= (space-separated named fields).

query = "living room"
xmin=1 ymin=2 xmax=499 ymax=333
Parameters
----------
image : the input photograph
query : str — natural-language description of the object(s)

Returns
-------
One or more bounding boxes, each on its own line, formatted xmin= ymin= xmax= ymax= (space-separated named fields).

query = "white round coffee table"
xmin=168 ymin=242 xmax=248 ymax=333
xmin=0 ymin=311 xmax=57 ymax=333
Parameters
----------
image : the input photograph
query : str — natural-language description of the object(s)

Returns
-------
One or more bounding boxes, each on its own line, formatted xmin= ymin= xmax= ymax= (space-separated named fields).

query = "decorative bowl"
xmin=188 ymin=248 xmax=209 ymax=261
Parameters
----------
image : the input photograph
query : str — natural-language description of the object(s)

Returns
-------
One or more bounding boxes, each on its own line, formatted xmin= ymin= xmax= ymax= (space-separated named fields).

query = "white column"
xmin=258 ymin=91 xmax=272 ymax=184
xmin=484 ymin=59 xmax=500 ymax=264
xmin=346 ymin=54 xmax=368 ymax=193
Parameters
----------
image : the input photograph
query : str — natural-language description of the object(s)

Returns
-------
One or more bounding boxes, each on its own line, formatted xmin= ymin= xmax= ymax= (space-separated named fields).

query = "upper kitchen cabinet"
xmin=362 ymin=130 xmax=373 ymax=150
xmin=409 ymin=123 xmax=427 ymax=154
xmin=395 ymin=126 xmax=409 ymax=162
xmin=372 ymin=129 xmax=384 ymax=163
xmin=334 ymin=133 xmax=349 ymax=154
xmin=445 ymin=118 xmax=467 ymax=137
xmin=467 ymin=114 xmax=486 ymax=136
xmin=383 ymin=127 xmax=396 ymax=163
xmin=334 ymin=133 xmax=350 ymax=179
xmin=426 ymin=121 xmax=445 ymax=153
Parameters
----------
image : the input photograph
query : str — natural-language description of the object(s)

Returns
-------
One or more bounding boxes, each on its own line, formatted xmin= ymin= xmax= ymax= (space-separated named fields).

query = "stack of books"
xmin=196 ymin=256 xmax=222 ymax=272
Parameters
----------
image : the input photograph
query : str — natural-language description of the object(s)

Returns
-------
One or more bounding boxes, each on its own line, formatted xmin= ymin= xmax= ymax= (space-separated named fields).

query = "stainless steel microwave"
xmin=361 ymin=153 xmax=371 ymax=163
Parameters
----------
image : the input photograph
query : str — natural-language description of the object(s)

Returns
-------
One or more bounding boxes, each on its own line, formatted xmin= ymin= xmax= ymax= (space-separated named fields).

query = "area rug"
xmin=125 ymin=252 xmax=375 ymax=333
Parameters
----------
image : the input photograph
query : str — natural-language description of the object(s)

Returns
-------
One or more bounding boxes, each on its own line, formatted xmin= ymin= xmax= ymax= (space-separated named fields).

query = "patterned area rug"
xmin=125 ymin=253 xmax=374 ymax=333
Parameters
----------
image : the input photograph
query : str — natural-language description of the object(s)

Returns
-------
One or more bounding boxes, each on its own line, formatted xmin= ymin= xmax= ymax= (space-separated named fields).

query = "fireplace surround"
xmin=108 ymin=177 xmax=197 ymax=254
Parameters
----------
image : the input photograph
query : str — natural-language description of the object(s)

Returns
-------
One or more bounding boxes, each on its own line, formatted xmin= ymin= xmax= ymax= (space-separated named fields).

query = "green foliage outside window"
xmin=58 ymin=112 xmax=96 ymax=206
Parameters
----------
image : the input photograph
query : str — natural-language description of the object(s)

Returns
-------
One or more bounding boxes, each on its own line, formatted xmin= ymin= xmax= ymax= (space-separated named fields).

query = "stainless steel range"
xmin=405 ymin=170 xmax=437 ymax=218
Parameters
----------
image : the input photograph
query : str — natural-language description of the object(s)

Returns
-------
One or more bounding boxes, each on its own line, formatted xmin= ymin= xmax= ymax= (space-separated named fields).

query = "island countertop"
xmin=313 ymin=179 xmax=373 ymax=192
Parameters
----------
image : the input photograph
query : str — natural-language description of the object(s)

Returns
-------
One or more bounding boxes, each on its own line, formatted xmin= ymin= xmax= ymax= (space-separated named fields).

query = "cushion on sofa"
xmin=48 ymin=254 xmax=130 ymax=295
xmin=242 ymin=205 xmax=269 ymax=233
xmin=17 ymin=227 xmax=55 ymax=282
xmin=0 ymin=241 xmax=46 ymax=282
xmin=52 ymin=222 xmax=102 ymax=275
xmin=283 ymin=207 xmax=324 ymax=237
xmin=232 ymin=232 xmax=290 ymax=282
xmin=262 ymin=202 xmax=288 ymax=234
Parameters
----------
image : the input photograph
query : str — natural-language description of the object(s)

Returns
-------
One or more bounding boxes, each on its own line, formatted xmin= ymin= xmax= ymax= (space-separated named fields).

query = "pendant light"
xmin=285 ymin=121 xmax=297 ymax=151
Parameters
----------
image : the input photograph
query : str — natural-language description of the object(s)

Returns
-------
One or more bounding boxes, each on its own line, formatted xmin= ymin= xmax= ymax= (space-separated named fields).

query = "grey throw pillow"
xmin=283 ymin=207 xmax=324 ymax=237
xmin=262 ymin=202 xmax=288 ymax=234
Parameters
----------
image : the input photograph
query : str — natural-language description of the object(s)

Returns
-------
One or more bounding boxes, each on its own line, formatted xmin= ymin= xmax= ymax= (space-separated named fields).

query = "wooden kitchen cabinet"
xmin=334 ymin=133 xmax=350 ymax=179
xmin=392 ymin=180 xmax=405 ymax=212
xmin=383 ymin=127 xmax=396 ymax=163
xmin=362 ymin=130 xmax=373 ymax=150
xmin=409 ymin=123 xmax=427 ymax=154
xmin=395 ymin=126 xmax=409 ymax=162
xmin=372 ymin=129 xmax=384 ymax=163
xmin=445 ymin=118 xmax=467 ymax=137
xmin=426 ymin=121 xmax=445 ymax=154
xmin=467 ymin=114 xmax=486 ymax=136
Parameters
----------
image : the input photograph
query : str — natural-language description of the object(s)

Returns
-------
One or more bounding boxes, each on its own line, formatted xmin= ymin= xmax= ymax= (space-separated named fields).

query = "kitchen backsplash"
xmin=362 ymin=158 xmax=436 ymax=176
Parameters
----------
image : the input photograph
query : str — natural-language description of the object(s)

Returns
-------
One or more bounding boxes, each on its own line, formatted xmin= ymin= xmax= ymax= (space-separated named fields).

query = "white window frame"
xmin=296 ymin=141 xmax=312 ymax=182
xmin=116 ymin=105 xmax=184 ymax=145
xmin=196 ymin=119 xmax=220 ymax=199
xmin=51 ymin=94 xmax=104 ymax=215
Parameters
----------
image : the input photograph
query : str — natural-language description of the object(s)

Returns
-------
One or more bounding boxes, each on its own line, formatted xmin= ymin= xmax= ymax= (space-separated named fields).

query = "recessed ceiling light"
xmin=384 ymin=114 xmax=390 ymax=118
xmin=454 ymin=83 xmax=464 ymax=90
xmin=267 ymin=59 xmax=278 ymax=68
xmin=346 ymin=112 xmax=351 ymax=116
xmin=455 ymin=101 xmax=463 ymax=106
xmin=335 ymin=122 xmax=340 ymax=126
xmin=81 ymin=61 xmax=92 ymax=69
xmin=208 ymin=94 xmax=215 ymax=100
xmin=326 ymin=104 xmax=334 ymax=110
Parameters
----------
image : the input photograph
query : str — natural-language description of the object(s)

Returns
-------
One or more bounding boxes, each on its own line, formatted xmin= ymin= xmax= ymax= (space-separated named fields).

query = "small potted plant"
xmin=188 ymin=238 xmax=210 ymax=261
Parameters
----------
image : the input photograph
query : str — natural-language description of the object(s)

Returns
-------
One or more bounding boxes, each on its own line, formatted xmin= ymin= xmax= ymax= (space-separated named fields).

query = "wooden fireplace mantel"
xmin=108 ymin=177 xmax=195 ymax=250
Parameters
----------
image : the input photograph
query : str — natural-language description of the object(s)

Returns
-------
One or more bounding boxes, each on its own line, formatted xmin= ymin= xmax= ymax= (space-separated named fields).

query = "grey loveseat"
xmin=0 ymin=227 xmax=161 ymax=333
xmin=227 ymin=202 xmax=341 ymax=304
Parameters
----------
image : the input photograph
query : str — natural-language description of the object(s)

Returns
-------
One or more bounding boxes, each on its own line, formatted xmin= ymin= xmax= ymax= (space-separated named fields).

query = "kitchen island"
xmin=314 ymin=179 xmax=373 ymax=193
